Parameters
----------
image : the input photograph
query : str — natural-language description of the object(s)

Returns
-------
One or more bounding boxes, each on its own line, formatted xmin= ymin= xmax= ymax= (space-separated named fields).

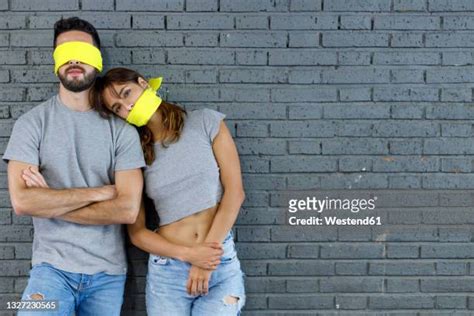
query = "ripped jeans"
xmin=18 ymin=262 xmax=125 ymax=316
xmin=146 ymin=231 xmax=246 ymax=315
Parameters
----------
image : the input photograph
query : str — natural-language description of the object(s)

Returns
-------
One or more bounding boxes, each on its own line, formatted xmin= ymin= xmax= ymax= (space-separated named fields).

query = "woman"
xmin=94 ymin=67 xmax=246 ymax=315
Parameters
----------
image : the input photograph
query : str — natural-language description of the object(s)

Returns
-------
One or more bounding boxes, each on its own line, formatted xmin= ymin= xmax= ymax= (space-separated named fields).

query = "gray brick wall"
xmin=1 ymin=0 xmax=474 ymax=314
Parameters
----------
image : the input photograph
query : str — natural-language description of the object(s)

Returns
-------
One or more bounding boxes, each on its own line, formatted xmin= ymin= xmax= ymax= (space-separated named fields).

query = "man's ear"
xmin=137 ymin=77 xmax=149 ymax=89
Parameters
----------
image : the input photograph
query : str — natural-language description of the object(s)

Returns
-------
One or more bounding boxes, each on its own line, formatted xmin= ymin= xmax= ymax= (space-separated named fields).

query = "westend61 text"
xmin=288 ymin=216 xmax=382 ymax=226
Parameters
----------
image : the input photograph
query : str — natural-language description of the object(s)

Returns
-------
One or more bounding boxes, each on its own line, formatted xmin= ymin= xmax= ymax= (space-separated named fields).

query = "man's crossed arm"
xmin=8 ymin=160 xmax=143 ymax=225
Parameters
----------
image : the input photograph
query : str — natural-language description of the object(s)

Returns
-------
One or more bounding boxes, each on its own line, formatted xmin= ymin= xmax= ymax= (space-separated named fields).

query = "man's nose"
xmin=68 ymin=60 xmax=80 ymax=65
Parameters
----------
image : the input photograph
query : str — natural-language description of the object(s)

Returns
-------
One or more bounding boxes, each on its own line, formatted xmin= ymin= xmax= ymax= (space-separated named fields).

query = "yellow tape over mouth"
xmin=53 ymin=41 xmax=103 ymax=74
xmin=126 ymin=77 xmax=163 ymax=127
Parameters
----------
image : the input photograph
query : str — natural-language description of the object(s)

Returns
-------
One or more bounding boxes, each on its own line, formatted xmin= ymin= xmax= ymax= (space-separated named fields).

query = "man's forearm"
xmin=59 ymin=195 xmax=139 ymax=225
xmin=14 ymin=187 xmax=110 ymax=218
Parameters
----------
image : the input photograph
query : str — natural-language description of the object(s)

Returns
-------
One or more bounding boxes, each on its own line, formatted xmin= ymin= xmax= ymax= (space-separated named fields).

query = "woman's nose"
xmin=125 ymin=103 xmax=134 ymax=111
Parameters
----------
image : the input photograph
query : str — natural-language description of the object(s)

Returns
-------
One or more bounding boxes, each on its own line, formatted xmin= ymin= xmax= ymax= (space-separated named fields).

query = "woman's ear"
xmin=137 ymin=77 xmax=149 ymax=89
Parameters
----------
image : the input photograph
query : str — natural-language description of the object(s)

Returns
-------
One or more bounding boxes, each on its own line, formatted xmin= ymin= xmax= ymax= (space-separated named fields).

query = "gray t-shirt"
xmin=144 ymin=108 xmax=225 ymax=226
xmin=3 ymin=95 xmax=145 ymax=275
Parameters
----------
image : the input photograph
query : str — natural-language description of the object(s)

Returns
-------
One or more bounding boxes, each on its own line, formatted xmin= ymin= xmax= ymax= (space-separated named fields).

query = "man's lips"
xmin=66 ymin=67 xmax=85 ymax=75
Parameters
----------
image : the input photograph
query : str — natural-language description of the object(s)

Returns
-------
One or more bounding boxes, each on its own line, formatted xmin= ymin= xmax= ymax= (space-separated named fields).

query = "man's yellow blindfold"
xmin=53 ymin=41 xmax=103 ymax=74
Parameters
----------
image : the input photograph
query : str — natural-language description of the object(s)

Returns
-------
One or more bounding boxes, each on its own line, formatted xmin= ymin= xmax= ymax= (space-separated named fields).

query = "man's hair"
xmin=53 ymin=17 xmax=101 ymax=49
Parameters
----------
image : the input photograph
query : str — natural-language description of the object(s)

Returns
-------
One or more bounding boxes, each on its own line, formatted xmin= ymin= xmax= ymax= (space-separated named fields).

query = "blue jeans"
xmin=146 ymin=231 xmax=246 ymax=315
xmin=18 ymin=262 xmax=126 ymax=316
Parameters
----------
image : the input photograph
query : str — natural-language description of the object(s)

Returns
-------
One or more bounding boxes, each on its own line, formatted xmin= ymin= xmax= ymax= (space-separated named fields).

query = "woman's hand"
xmin=183 ymin=242 xmax=223 ymax=270
xmin=186 ymin=265 xmax=213 ymax=295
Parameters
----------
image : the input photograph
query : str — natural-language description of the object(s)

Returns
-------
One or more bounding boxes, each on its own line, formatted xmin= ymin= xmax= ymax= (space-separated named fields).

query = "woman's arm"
xmin=187 ymin=121 xmax=245 ymax=295
xmin=128 ymin=199 xmax=223 ymax=270
xmin=204 ymin=121 xmax=245 ymax=244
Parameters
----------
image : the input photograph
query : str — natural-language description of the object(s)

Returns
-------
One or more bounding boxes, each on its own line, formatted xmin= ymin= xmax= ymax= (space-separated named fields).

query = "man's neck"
xmin=58 ymin=84 xmax=91 ymax=112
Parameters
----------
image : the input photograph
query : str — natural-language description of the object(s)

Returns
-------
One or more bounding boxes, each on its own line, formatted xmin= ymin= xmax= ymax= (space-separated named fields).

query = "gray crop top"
xmin=144 ymin=108 xmax=226 ymax=226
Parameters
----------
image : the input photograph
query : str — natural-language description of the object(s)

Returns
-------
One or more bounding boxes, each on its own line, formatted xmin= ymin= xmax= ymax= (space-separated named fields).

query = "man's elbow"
xmin=11 ymin=195 xmax=30 ymax=216
xmin=122 ymin=202 xmax=140 ymax=224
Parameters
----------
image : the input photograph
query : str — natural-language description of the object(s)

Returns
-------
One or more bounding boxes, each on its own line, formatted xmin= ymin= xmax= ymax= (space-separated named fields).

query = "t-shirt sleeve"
xmin=114 ymin=123 xmax=146 ymax=171
xmin=2 ymin=115 xmax=41 ymax=165
xmin=201 ymin=108 xmax=226 ymax=142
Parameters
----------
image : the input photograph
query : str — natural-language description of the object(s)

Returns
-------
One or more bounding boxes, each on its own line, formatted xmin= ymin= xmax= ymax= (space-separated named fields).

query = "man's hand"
xmin=183 ymin=242 xmax=223 ymax=270
xmin=186 ymin=265 xmax=213 ymax=296
xmin=21 ymin=167 xmax=49 ymax=188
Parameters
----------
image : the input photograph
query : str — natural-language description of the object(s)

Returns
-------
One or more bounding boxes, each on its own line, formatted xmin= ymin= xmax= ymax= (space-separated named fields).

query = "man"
xmin=3 ymin=17 xmax=145 ymax=315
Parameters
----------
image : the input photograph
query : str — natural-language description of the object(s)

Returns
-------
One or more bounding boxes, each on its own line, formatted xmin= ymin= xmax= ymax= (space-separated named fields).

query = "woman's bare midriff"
xmin=156 ymin=205 xmax=219 ymax=247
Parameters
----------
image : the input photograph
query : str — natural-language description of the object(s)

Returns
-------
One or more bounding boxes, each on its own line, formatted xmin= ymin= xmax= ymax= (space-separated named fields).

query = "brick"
xmin=184 ymin=32 xmax=218 ymax=46
xmin=287 ymin=279 xmax=318 ymax=293
xmin=340 ymin=15 xmax=372 ymax=30
xmin=186 ymin=0 xmax=218 ymax=11
xmin=322 ymin=138 xmax=388 ymax=155
xmin=320 ymin=244 xmax=384 ymax=259
xmin=387 ymin=244 xmax=419 ymax=258
xmin=374 ymin=16 xmax=439 ymax=30
xmin=220 ymin=68 xmax=286 ymax=83
xmin=426 ymin=32 xmax=474 ymax=47
xmin=272 ymin=226 xmax=337 ymax=242
xmin=288 ymin=32 xmax=319 ymax=47
xmin=236 ymin=50 xmax=267 ymax=65
xmin=336 ymin=262 xmax=367 ymax=275
xmin=236 ymin=138 xmax=286 ymax=155
xmin=391 ymin=32 xmax=424 ymax=47
xmin=115 ymin=31 xmax=182 ymax=47
xmin=271 ymin=87 xmax=337 ymax=102
xmin=271 ymin=156 xmax=337 ymax=172
xmin=11 ymin=0 xmax=78 ymax=11
xmin=369 ymin=296 xmax=434 ymax=309
xmin=220 ymin=0 xmax=288 ymax=12
xmin=374 ymin=52 xmax=440 ymax=65
xmin=10 ymin=31 xmax=54 ymax=47
xmin=271 ymin=15 xmax=337 ymax=29
xmin=116 ymin=0 xmax=184 ymax=11
xmin=268 ymin=295 xmax=333 ymax=309
xmin=168 ymin=14 xmax=233 ymax=29
xmin=394 ymin=0 xmax=427 ymax=11
xmin=221 ymin=31 xmax=287 ymax=47
xmin=325 ymin=0 xmax=391 ymax=11
xmin=290 ymin=0 xmax=321 ymax=11
xmin=270 ymin=121 xmax=335 ymax=137
xmin=132 ymin=50 xmax=165 ymax=64
xmin=320 ymin=277 xmax=383 ymax=292
xmin=373 ymin=87 xmax=439 ymax=101
xmin=321 ymin=67 xmax=389 ymax=84
xmin=167 ymin=48 xmax=234 ymax=64
xmin=131 ymin=15 xmax=165 ymax=29
xmin=0 ymin=16 xmax=27 ymax=29
xmin=236 ymin=15 xmax=268 ymax=29
xmin=429 ymin=0 xmax=474 ymax=11
xmin=82 ymin=0 xmax=113 ymax=10
xmin=289 ymin=140 xmax=321 ymax=154
xmin=270 ymin=49 xmax=336 ymax=65
xmin=369 ymin=262 xmax=435 ymax=275
xmin=323 ymin=31 xmax=389 ymax=47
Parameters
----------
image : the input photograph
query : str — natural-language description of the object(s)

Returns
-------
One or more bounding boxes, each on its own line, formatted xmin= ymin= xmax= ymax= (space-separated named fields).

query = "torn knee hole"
xmin=29 ymin=293 xmax=44 ymax=300
xmin=223 ymin=295 xmax=239 ymax=305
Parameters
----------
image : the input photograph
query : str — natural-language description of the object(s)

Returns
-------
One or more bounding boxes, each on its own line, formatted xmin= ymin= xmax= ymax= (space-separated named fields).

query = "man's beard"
xmin=58 ymin=66 xmax=97 ymax=92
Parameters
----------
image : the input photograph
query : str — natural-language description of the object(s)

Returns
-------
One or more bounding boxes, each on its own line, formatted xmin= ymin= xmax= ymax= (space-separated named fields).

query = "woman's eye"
xmin=124 ymin=89 xmax=130 ymax=98
xmin=115 ymin=105 xmax=121 ymax=113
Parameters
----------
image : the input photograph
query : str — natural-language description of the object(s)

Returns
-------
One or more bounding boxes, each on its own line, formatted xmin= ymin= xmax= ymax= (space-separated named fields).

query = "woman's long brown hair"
xmin=92 ymin=68 xmax=186 ymax=165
